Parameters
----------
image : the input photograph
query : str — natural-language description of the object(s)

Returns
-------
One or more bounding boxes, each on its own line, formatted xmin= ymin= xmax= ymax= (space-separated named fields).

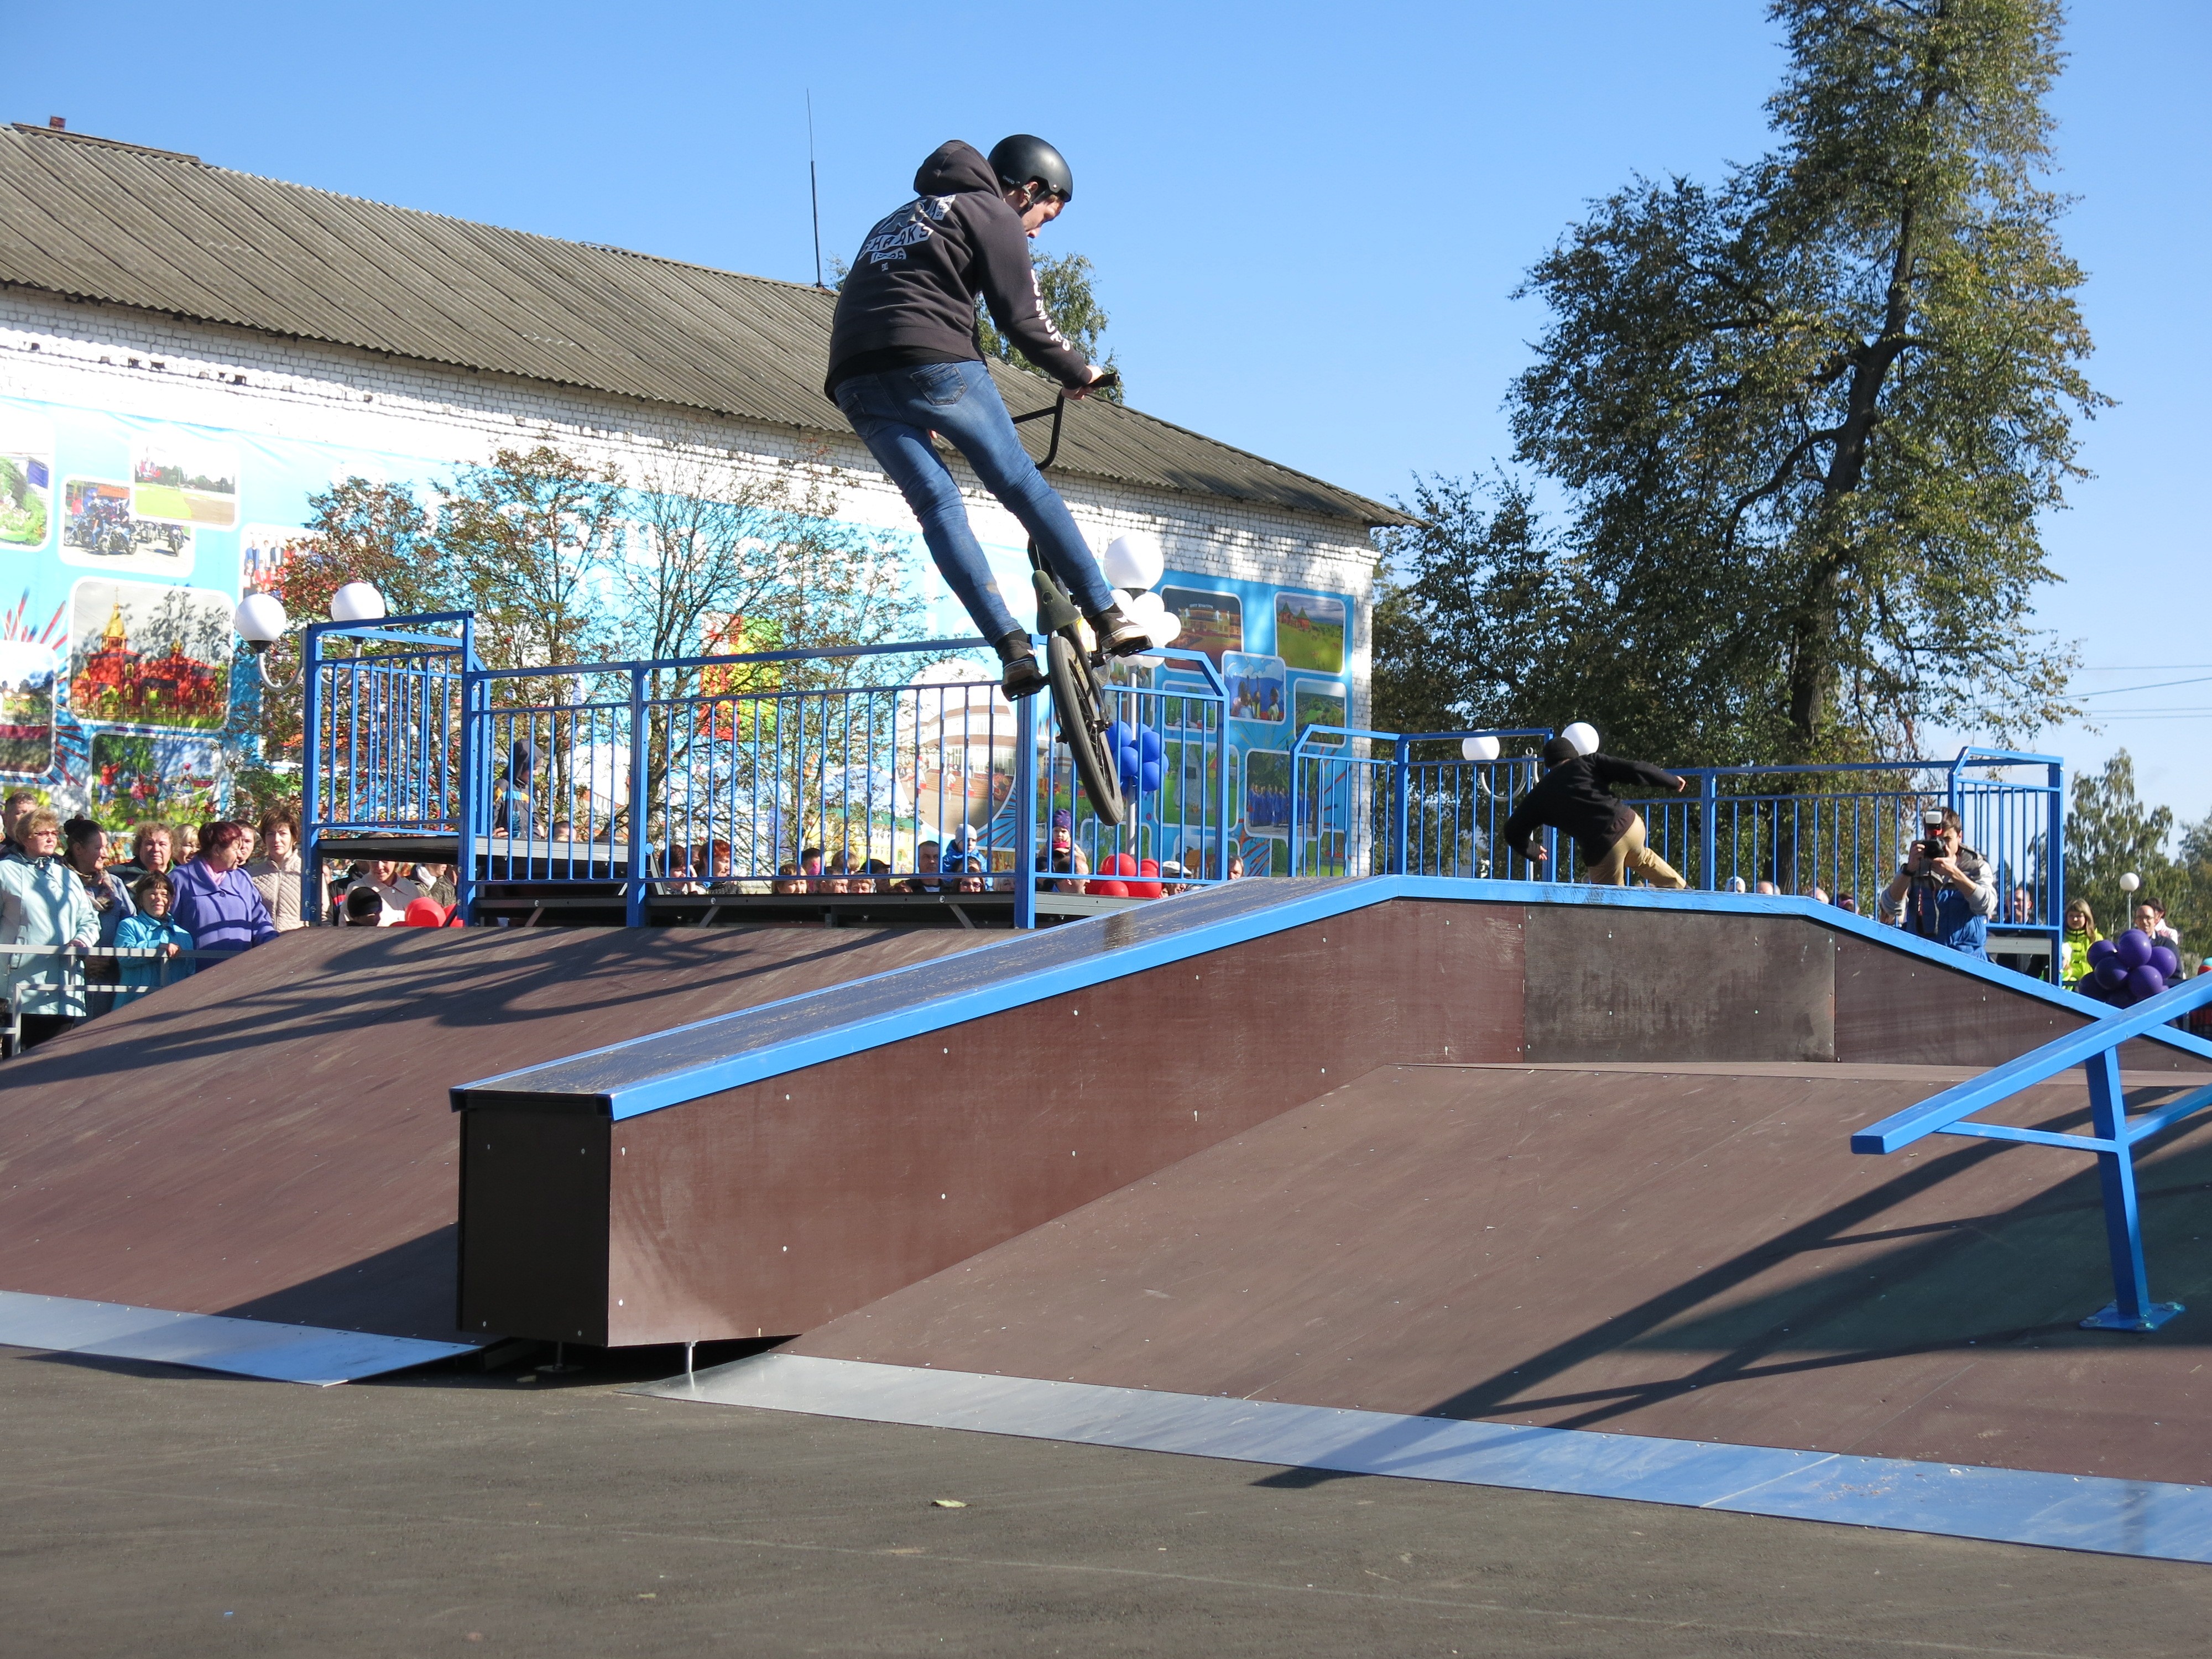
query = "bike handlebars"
xmin=1009 ymin=370 xmax=1120 ymax=469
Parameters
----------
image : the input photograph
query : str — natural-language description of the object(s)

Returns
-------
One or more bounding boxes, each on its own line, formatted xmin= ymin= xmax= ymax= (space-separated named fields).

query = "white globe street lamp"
xmin=329 ymin=581 xmax=388 ymax=624
xmin=231 ymin=582 xmax=390 ymax=687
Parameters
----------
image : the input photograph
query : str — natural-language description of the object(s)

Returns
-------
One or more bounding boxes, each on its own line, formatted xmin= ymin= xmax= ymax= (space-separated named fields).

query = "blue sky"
xmin=14 ymin=2 xmax=2205 ymax=820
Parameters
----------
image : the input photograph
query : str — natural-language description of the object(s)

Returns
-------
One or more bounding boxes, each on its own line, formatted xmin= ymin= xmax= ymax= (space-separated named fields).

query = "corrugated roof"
xmin=0 ymin=124 xmax=1406 ymax=528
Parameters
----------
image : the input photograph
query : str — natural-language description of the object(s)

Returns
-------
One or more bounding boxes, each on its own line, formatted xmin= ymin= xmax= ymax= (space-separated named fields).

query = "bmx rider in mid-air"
xmin=824 ymin=134 xmax=1149 ymax=700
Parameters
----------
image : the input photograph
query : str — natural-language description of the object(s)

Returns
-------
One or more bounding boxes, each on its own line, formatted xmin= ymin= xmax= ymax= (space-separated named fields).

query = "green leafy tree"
xmin=1506 ymin=0 xmax=2096 ymax=761
xmin=1372 ymin=474 xmax=1587 ymax=738
xmin=977 ymin=249 xmax=1124 ymax=401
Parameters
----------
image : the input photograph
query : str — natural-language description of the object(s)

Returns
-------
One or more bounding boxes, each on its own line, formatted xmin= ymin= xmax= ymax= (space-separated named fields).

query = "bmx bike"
xmin=1010 ymin=374 xmax=1133 ymax=827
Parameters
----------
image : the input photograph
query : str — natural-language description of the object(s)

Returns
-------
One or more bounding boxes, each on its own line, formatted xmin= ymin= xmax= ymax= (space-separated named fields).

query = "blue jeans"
xmin=833 ymin=360 xmax=1116 ymax=643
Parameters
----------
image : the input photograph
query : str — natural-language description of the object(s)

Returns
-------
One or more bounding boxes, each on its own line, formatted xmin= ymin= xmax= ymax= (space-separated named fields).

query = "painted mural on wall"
xmin=0 ymin=390 xmax=429 ymax=828
xmin=2 ymin=390 xmax=1357 ymax=859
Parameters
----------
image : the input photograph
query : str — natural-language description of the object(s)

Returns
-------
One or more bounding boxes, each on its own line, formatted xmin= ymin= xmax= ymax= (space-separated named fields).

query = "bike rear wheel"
xmin=1046 ymin=632 xmax=1126 ymax=828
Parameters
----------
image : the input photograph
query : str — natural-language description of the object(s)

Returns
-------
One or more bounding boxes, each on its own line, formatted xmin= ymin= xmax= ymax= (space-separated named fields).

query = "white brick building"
xmin=0 ymin=121 xmax=1399 ymax=851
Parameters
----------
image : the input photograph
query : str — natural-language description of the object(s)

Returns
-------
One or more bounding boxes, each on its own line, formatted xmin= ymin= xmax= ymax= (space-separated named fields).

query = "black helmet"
xmin=988 ymin=134 xmax=1073 ymax=203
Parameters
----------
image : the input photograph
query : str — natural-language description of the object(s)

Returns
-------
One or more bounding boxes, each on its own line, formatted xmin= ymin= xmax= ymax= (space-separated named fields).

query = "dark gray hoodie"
xmin=825 ymin=140 xmax=1089 ymax=395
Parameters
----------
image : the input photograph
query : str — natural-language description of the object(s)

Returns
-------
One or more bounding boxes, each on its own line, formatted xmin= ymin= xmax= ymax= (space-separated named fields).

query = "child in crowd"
xmin=113 ymin=872 xmax=192 ymax=998
xmin=2061 ymin=899 xmax=2101 ymax=988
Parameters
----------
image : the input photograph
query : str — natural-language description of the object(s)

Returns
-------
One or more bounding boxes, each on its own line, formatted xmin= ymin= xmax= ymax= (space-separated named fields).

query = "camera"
xmin=1913 ymin=820 xmax=1948 ymax=868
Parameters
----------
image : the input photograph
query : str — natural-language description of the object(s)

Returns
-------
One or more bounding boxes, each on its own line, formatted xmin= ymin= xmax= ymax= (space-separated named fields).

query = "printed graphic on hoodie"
xmin=860 ymin=197 xmax=952 ymax=267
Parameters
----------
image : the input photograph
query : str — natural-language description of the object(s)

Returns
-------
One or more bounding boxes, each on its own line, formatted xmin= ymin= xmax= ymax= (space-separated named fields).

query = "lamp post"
xmin=232 ymin=582 xmax=389 ymax=688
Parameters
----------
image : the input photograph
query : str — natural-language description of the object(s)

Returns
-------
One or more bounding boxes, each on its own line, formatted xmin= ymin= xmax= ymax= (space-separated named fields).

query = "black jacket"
xmin=825 ymin=141 xmax=1090 ymax=395
xmin=1500 ymin=753 xmax=1683 ymax=861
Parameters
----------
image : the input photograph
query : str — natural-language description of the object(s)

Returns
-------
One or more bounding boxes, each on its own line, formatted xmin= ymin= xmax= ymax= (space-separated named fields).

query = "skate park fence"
xmin=300 ymin=612 xmax=1233 ymax=927
xmin=1291 ymin=728 xmax=2064 ymax=970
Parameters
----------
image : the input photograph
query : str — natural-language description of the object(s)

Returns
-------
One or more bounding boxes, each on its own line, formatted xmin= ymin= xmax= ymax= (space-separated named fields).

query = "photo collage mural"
xmin=1154 ymin=575 xmax=1354 ymax=875
xmin=3 ymin=390 xmax=1358 ymax=861
xmin=0 ymin=392 xmax=430 ymax=831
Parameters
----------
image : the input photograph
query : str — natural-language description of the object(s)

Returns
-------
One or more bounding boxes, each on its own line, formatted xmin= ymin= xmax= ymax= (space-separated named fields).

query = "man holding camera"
xmin=1877 ymin=807 xmax=1997 ymax=957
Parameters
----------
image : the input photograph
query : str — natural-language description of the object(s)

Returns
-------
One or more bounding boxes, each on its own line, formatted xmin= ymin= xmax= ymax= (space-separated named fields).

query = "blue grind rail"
xmin=452 ymin=878 xmax=2212 ymax=1122
xmin=1853 ymin=970 xmax=2212 ymax=1333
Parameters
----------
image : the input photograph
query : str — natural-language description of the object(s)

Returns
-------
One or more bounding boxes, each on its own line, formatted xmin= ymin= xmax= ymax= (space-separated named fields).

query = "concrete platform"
xmin=8 ymin=1343 xmax=2212 ymax=1658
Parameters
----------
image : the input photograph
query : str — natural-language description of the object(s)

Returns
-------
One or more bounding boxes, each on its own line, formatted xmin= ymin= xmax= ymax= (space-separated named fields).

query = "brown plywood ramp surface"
xmin=0 ymin=925 xmax=992 ymax=1344
xmin=789 ymin=1060 xmax=2212 ymax=1486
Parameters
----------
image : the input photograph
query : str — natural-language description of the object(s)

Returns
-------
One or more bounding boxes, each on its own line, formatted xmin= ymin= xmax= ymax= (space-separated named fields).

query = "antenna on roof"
xmin=806 ymin=91 xmax=825 ymax=290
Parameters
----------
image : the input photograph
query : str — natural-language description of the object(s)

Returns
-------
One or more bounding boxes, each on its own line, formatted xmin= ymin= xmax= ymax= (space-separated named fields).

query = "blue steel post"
xmin=1389 ymin=737 xmax=1410 ymax=877
xmin=1215 ymin=689 xmax=1232 ymax=885
xmin=1288 ymin=736 xmax=1303 ymax=878
xmin=2080 ymin=1047 xmax=2170 ymax=1330
xmin=300 ymin=625 xmax=324 ymax=924
xmin=1013 ymin=688 xmax=1038 ymax=929
xmin=625 ymin=666 xmax=648 ymax=926
xmin=2047 ymin=759 xmax=2067 ymax=975
xmin=1699 ymin=771 xmax=1718 ymax=891
xmin=456 ymin=665 xmax=482 ymax=925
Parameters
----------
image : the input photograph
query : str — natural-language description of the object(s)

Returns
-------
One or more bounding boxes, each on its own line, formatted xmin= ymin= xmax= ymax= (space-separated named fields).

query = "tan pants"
xmin=1583 ymin=812 xmax=1687 ymax=889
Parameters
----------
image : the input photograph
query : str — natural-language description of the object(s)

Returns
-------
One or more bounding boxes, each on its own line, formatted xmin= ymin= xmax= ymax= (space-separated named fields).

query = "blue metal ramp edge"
xmin=0 ymin=1291 xmax=478 ymax=1386
xmin=640 ymin=1353 xmax=2212 ymax=1566
xmin=454 ymin=877 xmax=2211 ymax=1122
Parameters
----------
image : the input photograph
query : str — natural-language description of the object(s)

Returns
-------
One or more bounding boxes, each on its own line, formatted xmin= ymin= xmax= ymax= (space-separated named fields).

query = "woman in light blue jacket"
xmin=0 ymin=807 xmax=100 ymax=1052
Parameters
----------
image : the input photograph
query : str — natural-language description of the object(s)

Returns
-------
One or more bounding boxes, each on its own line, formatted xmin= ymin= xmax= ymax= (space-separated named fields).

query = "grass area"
xmin=132 ymin=483 xmax=236 ymax=527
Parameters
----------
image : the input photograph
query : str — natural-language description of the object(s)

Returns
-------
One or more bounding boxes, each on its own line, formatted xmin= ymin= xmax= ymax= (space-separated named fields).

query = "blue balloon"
xmin=2093 ymin=959 xmax=2129 ymax=991
xmin=2128 ymin=964 xmax=2168 ymax=1002
xmin=1104 ymin=721 xmax=1134 ymax=752
xmin=1139 ymin=727 xmax=1164 ymax=762
xmin=2151 ymin=945 xmax=2180 ymax=979
xmin=2087 ymin=937 xmax=2117 ymax=967
xmin=2115 ymin=928 xmax=2154 ymax=969
xmin=1140 ymin=759 xmax=1162 ymax=792
xmin=1118 ymin=749 xmax=1142 ymax=788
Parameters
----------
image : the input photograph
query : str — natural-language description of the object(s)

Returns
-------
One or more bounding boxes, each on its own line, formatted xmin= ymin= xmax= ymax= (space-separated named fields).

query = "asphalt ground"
xmin=3 ymin=1343 xmax=2209 ymax=1658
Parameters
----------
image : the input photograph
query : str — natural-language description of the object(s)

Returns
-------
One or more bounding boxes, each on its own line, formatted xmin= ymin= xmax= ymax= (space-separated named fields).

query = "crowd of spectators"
xmin=0 ymin=789 xmax=436 ymax=1056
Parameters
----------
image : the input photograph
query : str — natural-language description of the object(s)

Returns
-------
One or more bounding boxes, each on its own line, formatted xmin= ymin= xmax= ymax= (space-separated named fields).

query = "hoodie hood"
xmin=914 ymin=140 xmax=1001 ymax=198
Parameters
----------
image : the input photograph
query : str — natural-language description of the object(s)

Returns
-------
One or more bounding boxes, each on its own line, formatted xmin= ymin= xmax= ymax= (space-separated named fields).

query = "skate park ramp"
xmin=455 ymin=877 xmax=2211 ymax=1352
xmin=660 ymin=1055 xmax=2212 ymax=1560
xmin=768 ymin=1055 xmax=2212 ymax=1484
xmin=0 ymin=922 xmax=992 ymax=1380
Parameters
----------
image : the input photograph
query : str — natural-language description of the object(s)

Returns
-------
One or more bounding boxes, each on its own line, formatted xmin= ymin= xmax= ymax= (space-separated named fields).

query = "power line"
xmin=2077 ymin=674 xmax=2212 ymax=699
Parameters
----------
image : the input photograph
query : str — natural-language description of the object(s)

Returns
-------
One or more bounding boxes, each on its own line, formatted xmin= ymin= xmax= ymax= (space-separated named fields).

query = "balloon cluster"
xmin=1102 ymin=533 xmax=1182 ymax=650
xmin=1105 ymin=719 xmax=1164 ymax=794
xmin=1091 ymin=853 xmax=1162 ymax=899
xmin=2079 ymin=928 xmax=2180 ymax=1006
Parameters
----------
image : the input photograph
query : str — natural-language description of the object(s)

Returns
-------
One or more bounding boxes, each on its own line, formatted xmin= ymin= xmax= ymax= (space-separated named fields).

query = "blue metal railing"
xmin=1851 ymin=971 xmax=2212 ymax=1331
xmin=1288 ymin=730 xmax=2064 ymax=968
xmin=301 ymin=612 xmax=479 ymax=923
xmin=1289 ymin=727 xmax=1557 ymax=879
xmin=304 ymin=614 xmax=1230 ymax=926
xmin=305 ymin=619 xmax=2063 ymax=944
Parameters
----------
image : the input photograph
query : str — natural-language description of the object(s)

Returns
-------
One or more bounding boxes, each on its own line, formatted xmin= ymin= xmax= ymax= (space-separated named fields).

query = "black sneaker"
xmin=995 ymin=632 xmax=1047 ymax=699
xmin=1088 ymin=603 xmax=1152 ymax=658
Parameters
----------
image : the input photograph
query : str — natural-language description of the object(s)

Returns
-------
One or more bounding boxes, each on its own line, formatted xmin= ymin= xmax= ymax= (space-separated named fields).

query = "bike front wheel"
xmin=1046 ymin=632 xmax=1126 ymax=828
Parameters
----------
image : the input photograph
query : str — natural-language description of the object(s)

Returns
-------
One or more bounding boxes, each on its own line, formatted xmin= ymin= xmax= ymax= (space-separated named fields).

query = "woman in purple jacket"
xmin=168 ymin=820 xmax=278 ymax=967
